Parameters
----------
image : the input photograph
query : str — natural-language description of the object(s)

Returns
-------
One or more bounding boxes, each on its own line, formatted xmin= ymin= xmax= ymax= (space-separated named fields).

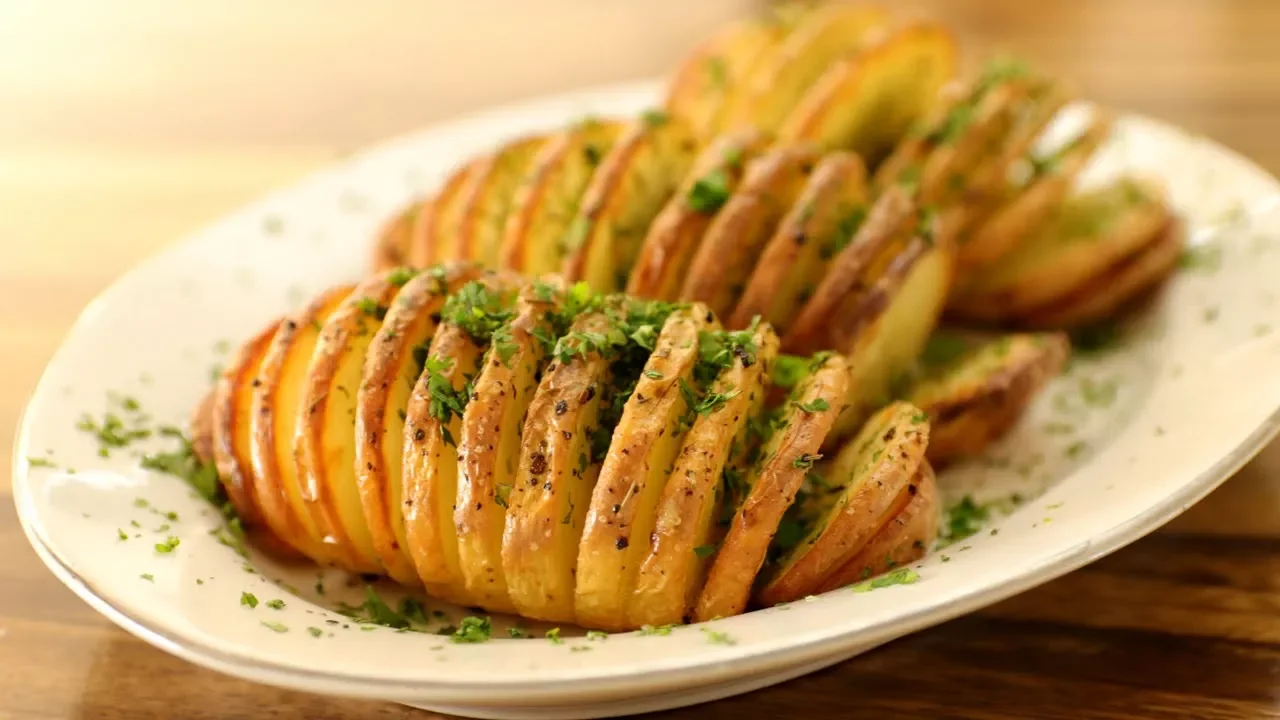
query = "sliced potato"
xmin=408 ymin=160 xmax=484 ymax=267
xmin=730 ymin=151 xmax=867 ymax=332
xmin=212 ymin=319 xmax=280 ymax=528
xmin=356 ymin=264 xmax=486 ymax=586
xmin=499 ymin=118 xmax=626 ymax=276
xmin=757 ymin=401 xmax=929 ymax=606
xmin=297 ymin=273 xmax=409 ymax=574
xmin=907 ymin=331 xmax=1069 ymax=464
xmin=629 ymin=322 xmax=779 ymax=628
xmin=627 ymin=129 xmax=770 ymax=300
xmin=561 ymin=112 xmax=700 ymax=293
xmin=727 ymin=3 xmax=889 ymax=134
xmin=694 ymin=353 xmax=849 ymax=622
xmin=502 ymin=311 xmax=614 ymax=623
xmin=454 ymin=281 xmax=564 ymax=613
xmin=679 ymin=144 xmax=819 ymax=320
xmin=778 ymin=22 xmax=957 ymax=160
xmin=1019 ymin=219 xmax=1184 ymax=330
xmin=190 ymin=389 xmax=215 ymax=466
xmin=455 ymin=134 xmax=547 ymax=266
xmin=575 ymin=306 xmax=713 ymax=630
xmin=371 ymin=201 xmax=423 ymax=272
xmin=817 ymin=458 xmax=939 ymax=593
xmin=249 ymin=285 xmax=354 ymax=565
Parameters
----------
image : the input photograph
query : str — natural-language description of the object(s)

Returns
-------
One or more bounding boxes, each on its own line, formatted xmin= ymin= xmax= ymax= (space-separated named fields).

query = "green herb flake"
xmin=639 ymin=624 xmax=675 ymax=636
xmin=261 ymin=621 xmax=289 ymax=634
xmin=793 ymin=398 xmax=829 ymax=413
xmin=693 ymin=543 xmax=718 ymax=558
xmin=644 ymin=369 xmax=664 ymax=380
xmin=701 ymin=627 xmax=736 ymax=645
xmin=451 ymin=616 xmax=493 ymax=644
xmin=850 ymin=567 xmax=920 ymax=592
xmin=307 ymin=626 xmax=324 ymax=638
xmin=586 ymin=630 xmax=609 ymax=641
xmin=266 ymin=599 xmax=286 ymax=610
xmin=1179 ymin=243 xmax=1223 ymax=274
xmin=545 ymin=627 xmax=564 ymax=645
xmin=154 ymin=536 xmax=181 ymax=554
xmin=241 ymin=592 xmax=259 ymax=609
xmin=140 ymin=573 xmax=154 ymax=582
xmin=687 ymin=168 xmax=732 ymax=214
xmin=792 ymin=453 xmax=821 ymax=470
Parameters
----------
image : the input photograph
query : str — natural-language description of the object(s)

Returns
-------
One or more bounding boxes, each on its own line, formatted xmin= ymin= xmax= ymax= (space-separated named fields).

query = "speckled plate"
xmin=12 ymin=80 xmax=1280 ymax=720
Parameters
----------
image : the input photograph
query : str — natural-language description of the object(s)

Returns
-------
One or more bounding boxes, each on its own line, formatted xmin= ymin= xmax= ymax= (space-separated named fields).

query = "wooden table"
xmin=3 ymin=1 xmax=1280 ymax=717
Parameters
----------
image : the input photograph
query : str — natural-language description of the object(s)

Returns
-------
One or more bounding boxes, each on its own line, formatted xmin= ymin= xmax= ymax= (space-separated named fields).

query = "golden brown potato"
xmin=355 ymin=264 xmax=488 ymax=586
xmin=499 ymin=118 xmax=626 ymax=276
xmin=408 ymin=160 xmax=484 ymax=268
xmin=454 ymin=134 xmax=548 ymax=266
xmin=371 ymin=201 xmax=423 ymax=273
xmin=629 ymin=322 xmax=779 ymax=628
xmin=694 ymin=353 xmax=849 ymax=622
xmin=907 ymin=331 xmax=1070 ymax=465
xmin=730 ymin=151 xmax=867 ymax=333
xmin=626 ymin=129 xmax=771 ymax=300
xmin=248 ymin=285 xmax=354 ymax=566
xmin=561 ymin=112 xmax=700 ymax=293
xmin=777 ymin=21 xmax=957 ymax=160
xmin=211 ymin=319 xmax=281 ymax=528
xmin=726 ymin=3 xmax=889 ymax=134
xmin=817 ymin=458 xmax=939 ymax=593
xmin=757 ymin=401 xmax=929 ymax=606
xmin=679 ymin=144 xmax=820 ymax=320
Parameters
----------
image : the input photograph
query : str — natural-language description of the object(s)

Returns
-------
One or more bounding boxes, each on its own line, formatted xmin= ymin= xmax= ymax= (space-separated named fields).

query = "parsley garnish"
xmin=793 ymin=398 xmax=829 ymax=413
xmin=451 ymin=616 xmax=493 ymax=643
xmin=687 ymin=169 xmax=732 ymax=214
xmin=140 ymin=573 xmax=154 ymax=582
xmin=639 ymin=624 xmax=675 ymax=636
xmin=545 ymin=628 xmax=564 ymax=645
xmin=154 ymin=536 xmax=180 ymax=554
xmin=261 ymin=620 xmax=289 ymax=633
xmin=307 ymin=626 xmax=324 ymax=638
xmin=644 ymin=369 xmax=664 ymax=380
xmin=241 ymin=592 xmax=259 ymax=608
xmin=441 ymin=281 xmax=515 ymax=342
xmin=850 ymin=568 xmax=920 ymax=592
xmin=586 ymin=630 xmax=608 ymax=641
xmin=791 ymin=453 xmax=821 ymax=470
xmin=266 ymin=599 xmax=286 ymax=610
xmin=693 ymin=544 xmax=718 ymax=558
xmin=701 ymin=627 xmax=736 ymax=645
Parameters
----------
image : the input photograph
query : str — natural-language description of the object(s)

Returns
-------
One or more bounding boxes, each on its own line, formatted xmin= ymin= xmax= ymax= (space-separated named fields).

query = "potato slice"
xmin=629 ymin=322 xmax=779 ymax=628
xmin=249 ymin=285 xmax=354 ymax=565
xmin=408 ymin=160 xmax=484 ymax=267
xmin=907 ymin=331 xmax=1069 ymax=464
xmin=455 ymin=134 xmax=547 ymax=266
xmin=297 ymin=272 xmax=412 ymax=574
xmin=680 ymin=144 xmax=820 ymax=320
xmin=212 ymin=319 xmax=280 ymax=527
xmin=949 ymin=178 xmax=1172 ymax=323
xmin=355 ymin=264 xmax=488 ymax=586
xmin=499 ymin=118 xmax=626 ymax=276
xmin=627 ymin=129 xmax=771 ymax=300
xmin=778 ymin=22 xmax=957 ymax=160
xmin=561 ymin=112 xmax=700 ymax=293
xmin=371 ymin=201 xmax=423 ymax=272
xmin=757 ymin=401 xmax=929 ymax=606
xmin=1019 ymin=219 xmax=1184 ymax=330
xmin=664 ymin=15 xmax=789 ymax=140
xmin=694 ymin=353 xmax=849 ymax=622
xmin=454 ymin=281 xmax=566 ymax=613
xmin=730 ymin=151 xmax=868 ymax=333
xmin=817 ymin=458 xmax=939 ymax=593
xmin=574 ymin=306 xmax=715 ymax=630
xmin=403 ymin=277 xmax=518 ymax=603
xmin=727 ymin=3 xmax=889 ymax=134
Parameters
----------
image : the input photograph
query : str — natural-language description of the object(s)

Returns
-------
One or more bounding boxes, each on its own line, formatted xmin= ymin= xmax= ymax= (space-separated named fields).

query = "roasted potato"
xmin=694 ymin=352 xmax=849 ymax=622
xmin=407 ymin=160 xmax=484 ymax=268
xmin=371 ymin=202 xmax=423 ymax=272
xmin=499 ymin=118 xmax=626 ymax=276
xmin=626 ymin=129 xmax=770 ymax=300
xmin=561 ymin=112 xmax=700 ymax=293
xmin=454 ymin=135 xmax=548 ymax=266
xmin=757 ymin=401 xmax=929 ymax=606
xmin=778 ymin=21 xmax=957 ymax=160
xmin=211 ymin=320 xmax=281 ymax=529
xmin=730 ymin=151 xmax=868 ymax=333
xmin=680 ymin=144 xmax=820 ymax=320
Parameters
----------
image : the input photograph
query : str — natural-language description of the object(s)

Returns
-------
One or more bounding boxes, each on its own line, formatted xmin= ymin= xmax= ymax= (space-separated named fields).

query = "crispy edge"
xmin=454 ymin=134 xmax=546 ymax=266
xmin=409 ymin=161 xmax=483 ymax=268
xmin=211 ymin=319 xmax=281 ymax=528
xmin=371 ymin=201 xmax=423 ymax=272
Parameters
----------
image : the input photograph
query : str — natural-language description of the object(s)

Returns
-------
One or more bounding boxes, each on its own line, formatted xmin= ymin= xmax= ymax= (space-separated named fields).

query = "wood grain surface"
xmin=3 ymin=0 xmax=1280 ymax=718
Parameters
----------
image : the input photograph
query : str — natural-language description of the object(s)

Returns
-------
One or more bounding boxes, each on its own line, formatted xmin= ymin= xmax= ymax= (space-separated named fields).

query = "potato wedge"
xmin=190 ymin=389 xmax=215 ymax=466
xmin=627 ymin=129 xmax=771 ymax=300
xmin=730 ymin=151 xmax=868 ymax=333
xmin=574 ymin=306 xmax=714 ymax=630
xmin=680 ymin=144 xmax=820 ymax=320
xmin=727 ymin=3 xmax=889 ymax=134
xmin=817 ymin=458 xmax=938 ymax=593
xmin=694 ymin=353 xmax=849 ymax=622
xmin=371 ymin=201 xmax=423 ymax=272
xmin=561 ymin=112 xmax=700 ymax=293
xmin=1019 ymin=218 xmax=1184 ymax=330
xmin=249 ymin=285 xmax=354 ymax=565
xmin=907 ymin=331 xmax=1069 ymax=464
xmin=455 ymin=134 xmax=547 ymax=266
xmin=454 ymin=281 xmax=566 ymax=613
xmin=297 ymin=273 xmax=412 ymax=574
xmin=408 ymin=160 xmax=484 ymax=267
xmin=355 ymin=264 xmax=487 ymax=586
xmin=403 ymin=277 xmax=518 ymax=602
xmin=499 ymin=118 xmax=626 ymax=276
xmin=949 ymin=178 xmax=1172 ymax=323
xmin=212 ymin=319 xmax=280 ymax=528
xmin=778 ymin=22 xmax=957 ymax=160
xmin=629 ymin=322 xmax=779 ymax=628
xmin=757 ymin=401 xmax=929 ymax=606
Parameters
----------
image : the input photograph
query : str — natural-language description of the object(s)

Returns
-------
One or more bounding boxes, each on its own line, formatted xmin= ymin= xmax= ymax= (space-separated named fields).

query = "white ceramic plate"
xmin=13 ymin=80 xmax=1280 ymax=720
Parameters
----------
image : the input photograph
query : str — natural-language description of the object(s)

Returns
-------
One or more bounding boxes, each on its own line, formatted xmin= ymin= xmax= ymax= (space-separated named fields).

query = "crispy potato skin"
xmin=757 ymin=402 xmax=929 ymax=606
xmin=212 ymin=319 xmax=280 ymax=527
xmin=574 ymin=307 xmax=712 ymax=631
xmin=630 ymin=324 xmax=779 ymax=628
xmin=679 ymin=144 xmax=819 ymax=320
xmin=694 ymin=354 xmax=850 ymax=622
xmin=249 ymin=285 xmax=354 ymax=565
xmin=502 ymin=312 xmax=612 ymax=623
xmin=371 ymin=202 xmax=423 ymax=273
xmin=731 ymin=151 xmax=867 ymax=332
xmin=409 ymin=161 xmax=482 ymax=268
xmin=455 ymin=135 xmax=546 ymax=266
xmin=818 ymin=460 xmax=939 ymax=593
xmin=627 ymin=130 xmax=770 ymax=301
xmin=454 ymin=283 xmax=562 ymax=612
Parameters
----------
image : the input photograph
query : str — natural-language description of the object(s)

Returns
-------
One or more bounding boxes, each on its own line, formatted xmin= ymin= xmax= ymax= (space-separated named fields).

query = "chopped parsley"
xmin=701 ymin=627 xmax=736 ymax=645
xmin=154 ymin=536 xmax=180 ymax=554
xmin=334 ymin=586 xmax=414 ymax=630
xmin=27 ymin=456 xmax=57 ymax=469
xmin=638 ymin=624 xmax=675 ymax=636
xmin=450 ymin=616 xmax=493 ymax=643
xmin=1178 ymin=243 xmax=1223 ymax=274
xmin=640 ymin=109 xmax=670 ymax=128
xmin=545 ymin=628 xmax=564 ymax=645
xmin=140 ymin=573 xmax=154 ymax=582
xmin=791 ymin=453 xmax=821 ymax=470
xmin=307 ymin=626 xmax=324 ymax=638
xmin=441 ymin=281 xmax=515 ymax=342
xmin=937 ymin=494 xmax=1024 ymax=548
xmin=687 ymin=168 xmax=732 ymax=214
xmin=850 ymin=567 xmax=920 ymax=592
xmin=241 ymin=592 xmax=259 ymax=609
xmin=586 ymin=630 xmax=609 ymax=641
xmin=693 ymin=543 xmax=718 ymax=558
xmin=793 ymin=398 xmax=829 ymax=413
xmin=261 ymin=621 xmax=289 ymax=633
xmin=266 ymin=599 xmax=286 ymax=610
xmin=354 ymin=296 xmax=388 ymax=320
